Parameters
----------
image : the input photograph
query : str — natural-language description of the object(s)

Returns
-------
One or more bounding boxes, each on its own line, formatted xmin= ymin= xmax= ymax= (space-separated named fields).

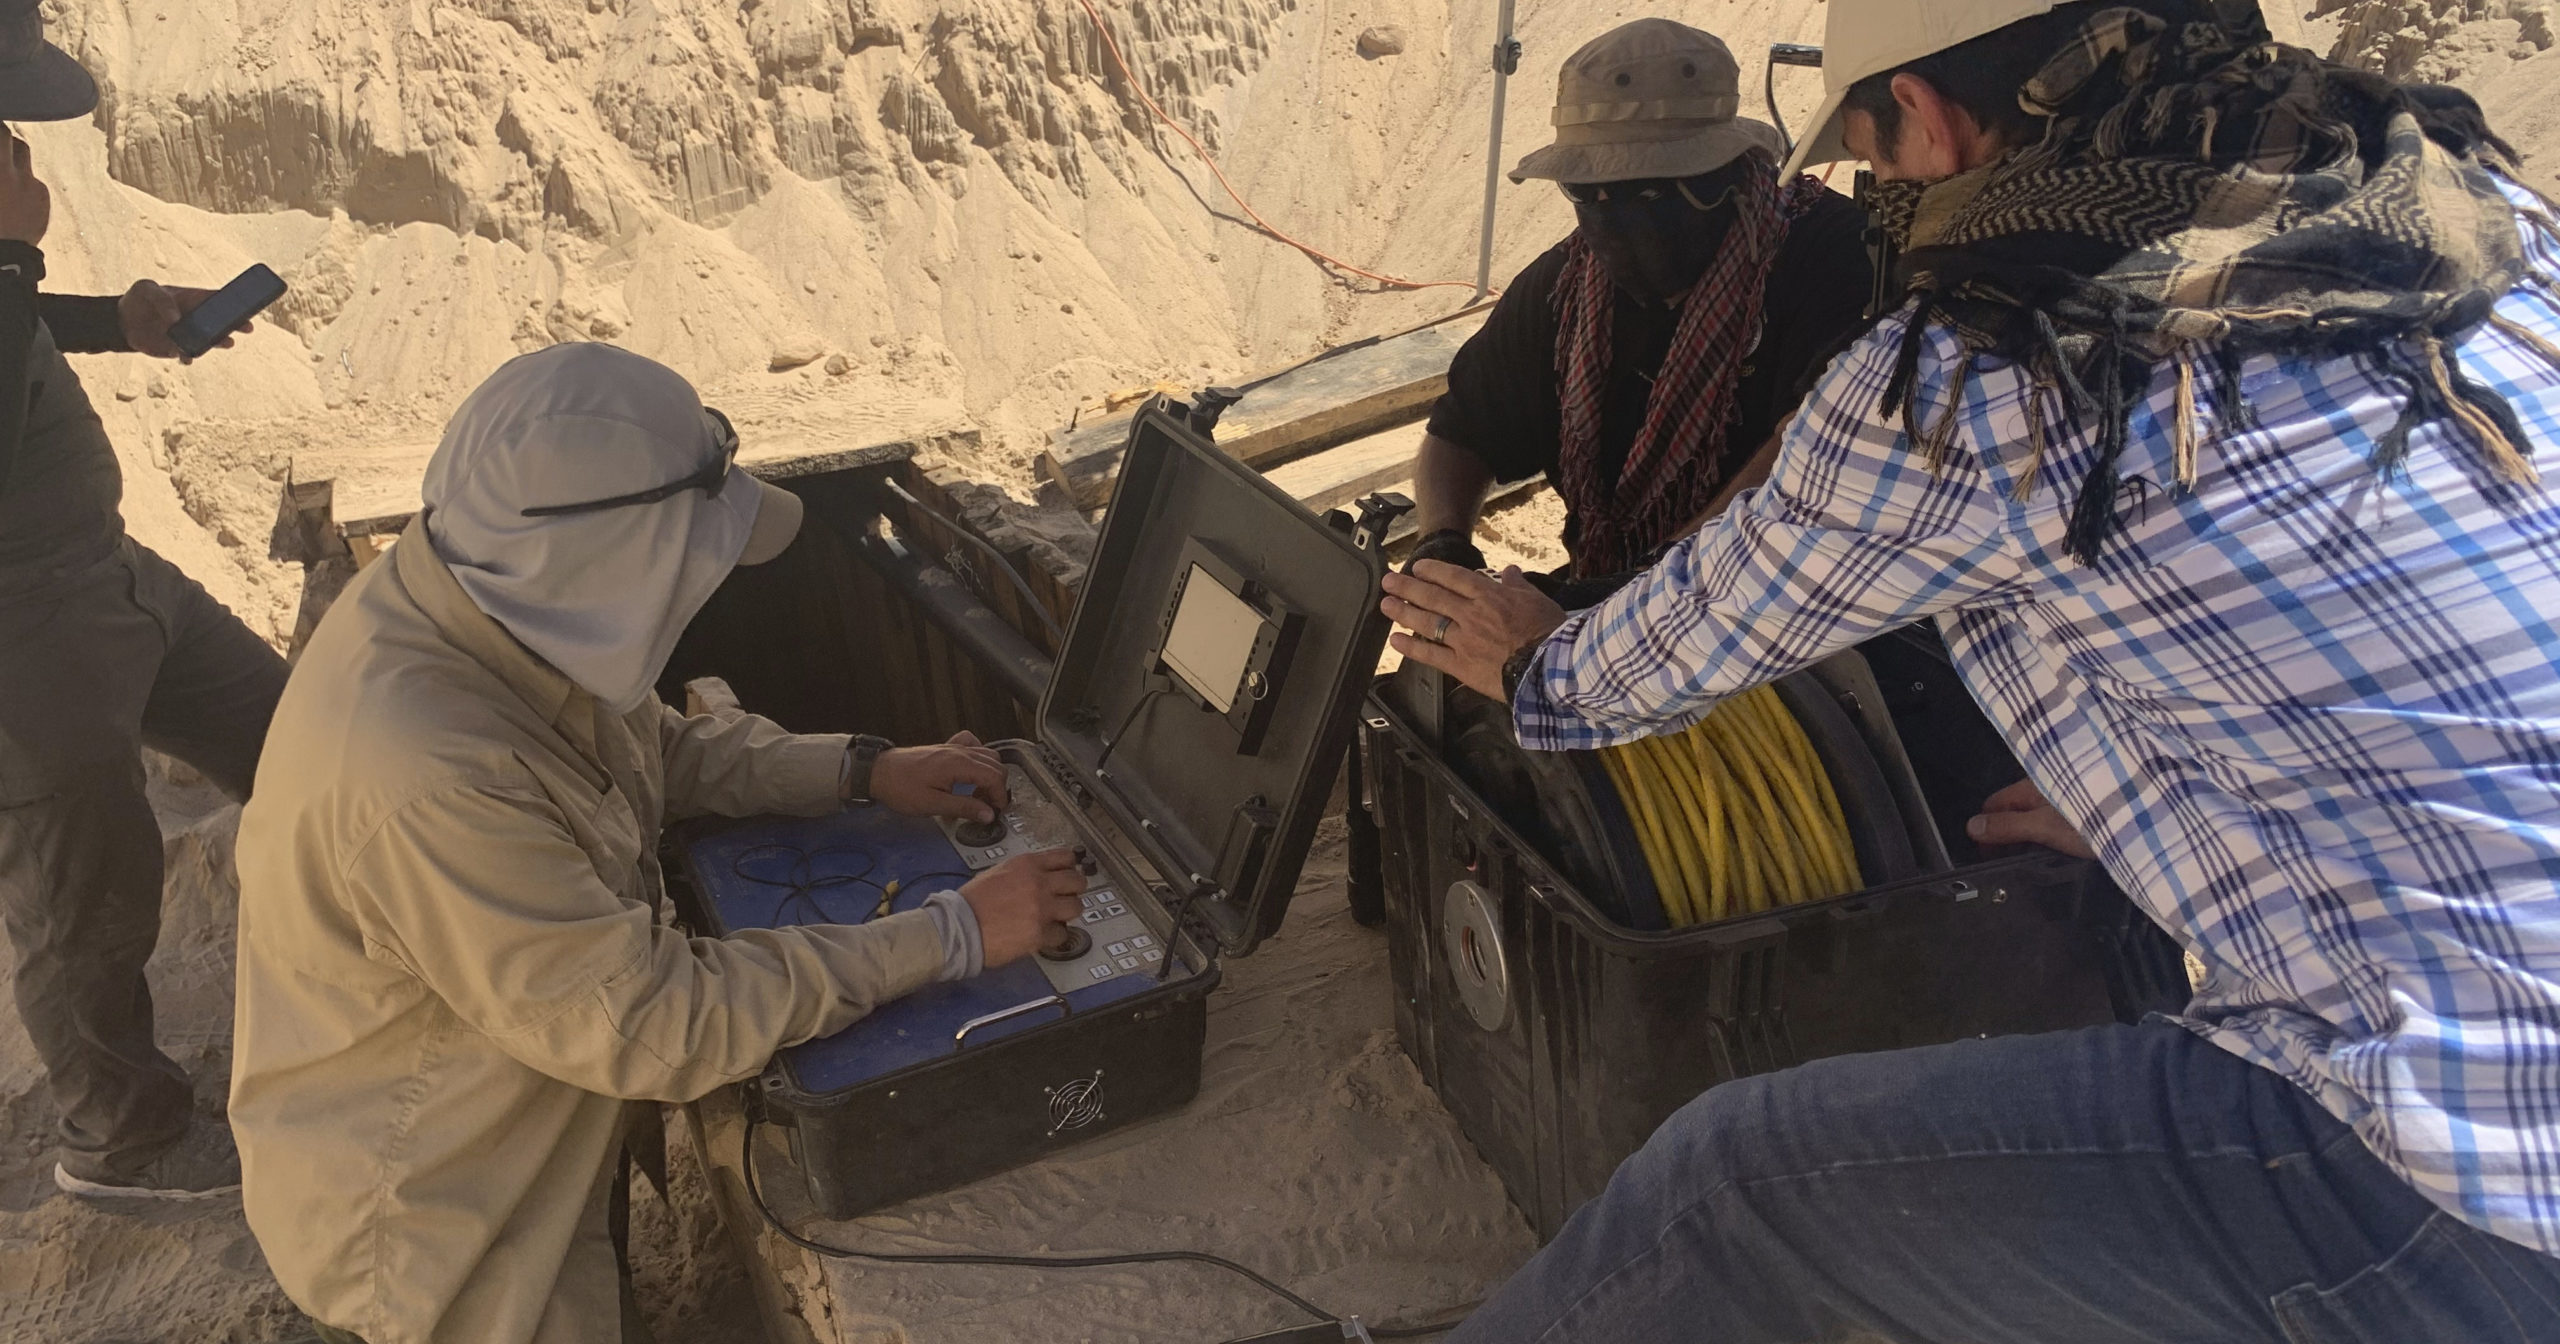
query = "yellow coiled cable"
xmin=1595 ymin=684 xmax=1863 ymax=927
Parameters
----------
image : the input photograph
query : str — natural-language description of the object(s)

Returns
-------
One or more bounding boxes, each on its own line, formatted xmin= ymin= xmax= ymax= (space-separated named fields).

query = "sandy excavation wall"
xmin=26 ymin=0 xmax=1334 ymax=638
xmin=10 ymin=0 xmax=2555 ymax=648
xmin=19 ymin=0 xmax=1865 ymax=645
xmin=2317 ymin=0 xmax=2558 ymax=78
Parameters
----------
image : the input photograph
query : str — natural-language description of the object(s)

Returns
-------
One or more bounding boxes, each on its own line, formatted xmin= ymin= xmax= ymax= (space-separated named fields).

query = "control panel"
xmin=936 ymin=766 xmax=1170 ymax=994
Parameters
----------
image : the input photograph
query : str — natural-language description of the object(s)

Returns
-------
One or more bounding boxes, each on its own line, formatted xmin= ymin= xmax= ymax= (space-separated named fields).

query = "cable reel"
xmin=1598 ymin=683 xmax=1868 ymax=926
xmin=1435 ymin=661 xmax=1920 ymax=932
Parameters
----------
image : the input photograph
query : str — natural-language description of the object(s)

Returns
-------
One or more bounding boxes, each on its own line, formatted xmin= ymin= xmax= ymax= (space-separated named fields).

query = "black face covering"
xmin=1569 ymin=167 xmax=1745 ymax=304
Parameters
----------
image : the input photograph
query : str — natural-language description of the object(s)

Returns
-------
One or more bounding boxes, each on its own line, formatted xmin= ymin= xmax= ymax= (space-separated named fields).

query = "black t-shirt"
xmin=1427 ymin=189 xmax=1876 ymax=557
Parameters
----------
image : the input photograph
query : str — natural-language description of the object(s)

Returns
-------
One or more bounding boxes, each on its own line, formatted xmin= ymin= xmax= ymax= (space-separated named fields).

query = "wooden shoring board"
xmin=885 ymin=462 xmax=1080 ymax=663
xmin=329 ymin=436 xmax=941 ymax=540
xmin=1039 ymin=307 xmax=1488 ymax=509
xmin=1260 ymin=421 xmax=1548 ymax=544
xmin=682 ymin=1093 xmax=833 ymax=1344
xmin=1262 ymin=421 xmax=1429 ymax=517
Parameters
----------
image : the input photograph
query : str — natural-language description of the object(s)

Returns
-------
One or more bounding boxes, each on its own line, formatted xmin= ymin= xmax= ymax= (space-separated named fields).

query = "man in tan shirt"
xmin=232 ymin=343 xmax=1084 ymax=1344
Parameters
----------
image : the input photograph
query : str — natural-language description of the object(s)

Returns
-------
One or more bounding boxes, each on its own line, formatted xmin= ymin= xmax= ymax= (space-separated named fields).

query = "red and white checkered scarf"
xmin=1552 ymin=159 xmax=1829 ymax=577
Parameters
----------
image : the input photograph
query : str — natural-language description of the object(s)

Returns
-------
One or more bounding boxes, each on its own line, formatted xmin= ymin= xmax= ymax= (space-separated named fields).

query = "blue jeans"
xmin=1449 ymin=1024 xmax=2560 ymax=1344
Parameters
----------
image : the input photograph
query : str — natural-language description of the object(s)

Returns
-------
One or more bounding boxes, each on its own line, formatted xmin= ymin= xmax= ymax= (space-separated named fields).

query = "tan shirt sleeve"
xmin=347 ymin=781 xmax=944 ymax=1102
xmin=656 ymin=702 xmax=850 ymax=822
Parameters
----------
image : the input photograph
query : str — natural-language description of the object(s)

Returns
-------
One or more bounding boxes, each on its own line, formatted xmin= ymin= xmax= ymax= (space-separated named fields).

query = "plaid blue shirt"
xmin=1516 ymin=178 xmax=2560 ymax=1255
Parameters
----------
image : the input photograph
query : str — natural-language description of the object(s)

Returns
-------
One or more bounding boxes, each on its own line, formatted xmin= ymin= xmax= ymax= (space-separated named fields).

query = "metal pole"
xmin=1472 ymin=0 xmax=1521 ymax=304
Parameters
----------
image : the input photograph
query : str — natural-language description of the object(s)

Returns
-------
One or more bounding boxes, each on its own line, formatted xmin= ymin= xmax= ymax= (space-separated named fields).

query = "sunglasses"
xmin=1559 ymin=173 xmax=1739 ymax=212
xmin=520 ymin=407 xmax=741 ymax=519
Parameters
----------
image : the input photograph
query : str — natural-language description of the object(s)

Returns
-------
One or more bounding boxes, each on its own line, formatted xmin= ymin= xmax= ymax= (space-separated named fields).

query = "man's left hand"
xmin=120 ymin=280 xmax=249 ymax=361
xmin=1382 ymin=561 xmax=1569 ymax=701
xmin=871 ymin=730 xmax=1011 ymax=822
xmin=1968 ymin=779 xmax=2097 ymax=860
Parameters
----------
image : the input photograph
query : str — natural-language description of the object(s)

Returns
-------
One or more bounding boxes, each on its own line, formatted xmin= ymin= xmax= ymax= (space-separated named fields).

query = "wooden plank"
xmin=887 ymin=461 xmax=1083 ymax=659
xmin=1040 ymin=308 xmax=1488 ymax=509
xmin=330 ymin=435 xmax=935 ymax=539
xmin=682 ymin=1094 xmax=833 ymax=1344
xmin=268 ymin=476 xmax=348 ymax=566
xmin=914 ymin=463 xmax=1052 ymax=662
xmin=1382 ymin=476 xmax=1547 ymax=548
xmin=285 ymin=555 xmax=357 ymax=665
xmin=684 ymin=677 xmax=745 ymax=720
xmin=1264 ymin=422 xmax=1428 ymax=516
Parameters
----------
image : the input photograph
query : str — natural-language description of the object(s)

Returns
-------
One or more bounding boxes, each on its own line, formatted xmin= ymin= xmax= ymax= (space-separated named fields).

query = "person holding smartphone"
xmin=0 ymin=0 xmax=284 ymax=1202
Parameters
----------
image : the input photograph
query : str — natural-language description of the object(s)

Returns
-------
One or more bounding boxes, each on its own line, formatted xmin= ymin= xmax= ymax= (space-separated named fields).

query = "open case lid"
xmin=1040 ymin=398 xmax=1407 ymax=957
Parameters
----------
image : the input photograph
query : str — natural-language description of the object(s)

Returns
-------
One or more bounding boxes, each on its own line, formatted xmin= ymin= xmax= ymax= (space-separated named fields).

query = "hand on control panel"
xmin=960 ymin=849 xmax=1088 ymax=968
xmin=873 ymin=730 xmax=1012 ymax=823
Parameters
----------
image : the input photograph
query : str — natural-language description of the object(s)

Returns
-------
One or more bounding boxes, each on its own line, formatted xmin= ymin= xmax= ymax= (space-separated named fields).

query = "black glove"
xmin=1406 ymin=528 xmax=1488 ymax=573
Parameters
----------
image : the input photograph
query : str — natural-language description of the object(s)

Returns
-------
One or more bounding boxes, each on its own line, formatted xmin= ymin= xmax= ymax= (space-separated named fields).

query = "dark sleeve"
xmin=1759 ymin=190 xmax=1879 ymax=415
xmin=39 ymin=293 xmax=130 ymax=354
xmin=1424 ymin=243 xmax=1573 ymax=484
xmin=0 ymin=242 xmax=42 ymax=496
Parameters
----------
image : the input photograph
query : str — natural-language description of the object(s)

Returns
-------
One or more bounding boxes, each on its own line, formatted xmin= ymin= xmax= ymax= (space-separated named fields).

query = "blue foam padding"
xmin=685 ymin=808 xmax=1162 ymax=1094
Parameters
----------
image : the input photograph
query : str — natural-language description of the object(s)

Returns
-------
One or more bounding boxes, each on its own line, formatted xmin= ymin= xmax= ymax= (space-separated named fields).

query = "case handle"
xmin=953 ymin=995 xmax=1070 ymax=1047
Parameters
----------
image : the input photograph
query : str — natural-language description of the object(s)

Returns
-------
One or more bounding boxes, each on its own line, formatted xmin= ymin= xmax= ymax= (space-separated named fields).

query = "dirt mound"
xmin=2318 ymin=0 xmax=2559 ymax=79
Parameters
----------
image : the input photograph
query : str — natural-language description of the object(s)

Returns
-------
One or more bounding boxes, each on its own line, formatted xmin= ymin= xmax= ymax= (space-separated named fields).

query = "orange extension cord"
xmin=1072 ymin=0 xmax=1481 ymax=293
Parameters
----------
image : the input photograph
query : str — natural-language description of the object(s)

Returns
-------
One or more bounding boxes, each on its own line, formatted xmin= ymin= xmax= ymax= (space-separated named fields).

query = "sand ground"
xmin=0 ymin=790 xmax=1532 ymax=1344
xmin=763 ymin=825 xmax=1535 ymax=1344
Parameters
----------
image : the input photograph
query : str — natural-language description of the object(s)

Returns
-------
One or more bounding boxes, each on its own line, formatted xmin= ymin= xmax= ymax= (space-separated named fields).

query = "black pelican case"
xmin=1360 ymin=654 xmax=2190 ymax=1239
xmin=669 ymin=399 xmax=1409 ymax=1219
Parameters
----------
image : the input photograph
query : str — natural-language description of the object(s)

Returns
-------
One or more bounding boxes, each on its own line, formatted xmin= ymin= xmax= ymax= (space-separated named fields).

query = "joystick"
xmin=1039 ymin=925 xmax=1093 ymax=961
xmin=952 ymin=814 xmax=1006 ymax=848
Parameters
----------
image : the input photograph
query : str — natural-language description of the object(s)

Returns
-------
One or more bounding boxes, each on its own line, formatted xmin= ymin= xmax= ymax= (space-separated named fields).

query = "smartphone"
xmin=168 ymin=263 xmax=286 ymax=359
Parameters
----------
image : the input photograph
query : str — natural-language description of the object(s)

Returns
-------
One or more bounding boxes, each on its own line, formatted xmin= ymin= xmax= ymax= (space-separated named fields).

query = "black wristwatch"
xmin=840 ymin=734 xmax=894 ymax=805
xmin=1500 ymin=642 xmax=1542 ymax=701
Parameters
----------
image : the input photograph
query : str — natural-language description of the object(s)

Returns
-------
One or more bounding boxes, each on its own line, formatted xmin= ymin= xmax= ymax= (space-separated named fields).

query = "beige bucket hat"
xmin=1511 ymin=19 xmax=1786 ymax=186
xmin=1781 ymin=0 xmax=2282 ymax=178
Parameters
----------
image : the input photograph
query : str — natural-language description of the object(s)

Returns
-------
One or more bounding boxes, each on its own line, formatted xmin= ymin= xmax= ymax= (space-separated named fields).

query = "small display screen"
xmin=1161 ymin=564 xmax=1265 ymax=714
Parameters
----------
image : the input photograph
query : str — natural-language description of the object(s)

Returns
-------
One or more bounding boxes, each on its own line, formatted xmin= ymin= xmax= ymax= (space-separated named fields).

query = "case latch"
xmin=1186 ymin=385 xmax=1245 ymax=436
xmin=1349 ymin=492 xmax=1415 ymax=555
xmin=1215 ymin=796 xmax=1280 ymax=902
